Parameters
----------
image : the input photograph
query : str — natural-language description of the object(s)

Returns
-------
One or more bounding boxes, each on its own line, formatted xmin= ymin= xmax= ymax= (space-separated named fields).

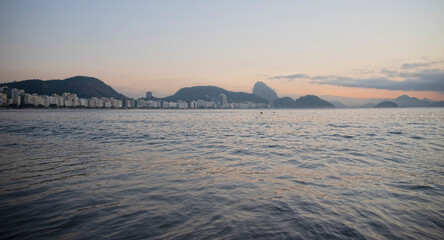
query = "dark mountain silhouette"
xmin=252 ymin=81 xmax=278 ymax=100
xmin=295 ymin=95 xmax=335 ymax=108
xmin=375 ymin=101 xmax=398 ymax=108
xmin=273 ymin=95 xmax=334 ymax=108
xmin=0 ymin=76 xmax=124 ymax=99
xmin=393 ymin=95 xmax=431 ymax=107
xmin=273 ymin=97 xmax=296 ymax=108
xmin=163 ymin=86 xmax=269 ymax=103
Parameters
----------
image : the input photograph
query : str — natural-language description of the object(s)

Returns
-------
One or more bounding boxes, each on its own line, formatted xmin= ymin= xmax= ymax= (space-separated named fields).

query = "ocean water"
xmin=0 ymin=108 xmax=443 ymax=239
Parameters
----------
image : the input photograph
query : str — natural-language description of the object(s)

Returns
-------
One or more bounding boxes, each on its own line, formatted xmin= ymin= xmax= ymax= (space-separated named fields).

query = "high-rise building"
xmin=218 ymin=94 xmax=228 ymax=108
xmin=0 ymin=92 xmax=6 ymax=106
xmin=146 ymin=91 xmax=153 ymax=99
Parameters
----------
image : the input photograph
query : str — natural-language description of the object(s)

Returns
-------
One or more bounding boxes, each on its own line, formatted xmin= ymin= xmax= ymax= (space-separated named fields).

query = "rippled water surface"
xmin=0 ymin=109 xmax=443 ymax=239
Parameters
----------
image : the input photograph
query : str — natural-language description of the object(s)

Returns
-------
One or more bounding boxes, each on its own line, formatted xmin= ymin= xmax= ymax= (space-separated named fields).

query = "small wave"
xmin=331 ymin=134 xmax=354 ymax=139
xmin=285 ymin=159 xmax=300 ymax=165
xmin=0 ymin=143 xmax=19 ymax=147
xmin=384 ymin=157 xmax=404 ymax=163
xmin=328 ymin=123 xmax=352 ymax=128
xmin=274 ymin=204 xmax=294 ymax=217
xmin=387 ymin=183 xmax=434 ymax=191
xmin=230 ymin=149 xmax=252 ymax=156
xmin=298 ymin=162 xmax=326 ymax=169
xmin=429 ymin=142 xmax=444 ymax=148
xmin=388 ymin=131 xmax=403 ymax=135
xmin=349 ymin=152 xmax=365 ymax=157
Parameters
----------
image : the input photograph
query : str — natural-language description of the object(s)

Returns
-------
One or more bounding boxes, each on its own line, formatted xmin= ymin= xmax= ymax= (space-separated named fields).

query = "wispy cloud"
xmin=380 ymin=68 xmax=398 ymax=78
xmin=269 ymin=74 xmax=310 ymax=82
xmin=312 ymin=75 xmax=339 ymax=81
xmin=401 ymin=61 xmax=437 ymax=70
xmin=312 ymin=73 xmax=444 ymax=91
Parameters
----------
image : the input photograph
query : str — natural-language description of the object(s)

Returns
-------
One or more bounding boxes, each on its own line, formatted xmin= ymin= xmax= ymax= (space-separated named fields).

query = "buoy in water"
xmin=260 ymin=112 xmax=263 ymax=114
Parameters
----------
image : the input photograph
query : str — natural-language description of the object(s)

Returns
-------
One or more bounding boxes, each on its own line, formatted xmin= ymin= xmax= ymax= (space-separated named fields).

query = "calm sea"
xmin=0 ymin=109 xmax=443 ymax=239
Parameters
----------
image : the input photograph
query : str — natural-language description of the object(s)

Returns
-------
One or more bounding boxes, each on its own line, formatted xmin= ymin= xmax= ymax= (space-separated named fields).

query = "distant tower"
xmin=146 ymin=91 xmax=153 ymax=99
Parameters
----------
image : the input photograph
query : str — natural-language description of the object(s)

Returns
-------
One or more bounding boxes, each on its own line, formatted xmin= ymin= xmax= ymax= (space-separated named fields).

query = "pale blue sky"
xmin=1 ymin=0 xmax=443 ymax=99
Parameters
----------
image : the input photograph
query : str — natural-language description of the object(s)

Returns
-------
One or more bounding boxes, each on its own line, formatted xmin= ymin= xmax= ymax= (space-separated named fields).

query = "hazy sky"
xmin=1 ymin=0 xmax=443 ymax=100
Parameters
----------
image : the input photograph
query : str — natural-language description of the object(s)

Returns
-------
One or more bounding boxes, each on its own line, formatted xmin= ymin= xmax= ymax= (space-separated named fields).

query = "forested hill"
xmin=1 ymin=76 xmax=124 ymax=99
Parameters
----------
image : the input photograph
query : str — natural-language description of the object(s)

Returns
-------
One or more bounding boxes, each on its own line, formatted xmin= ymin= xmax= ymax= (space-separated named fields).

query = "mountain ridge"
xmin=321 ymin=94 xmax=443 ymax=108
xmin=273 ymin=95 xmax=335 ymax=108
xmin=0 ymin=76 xmax=124 ymax=99
xmin=163 ymin=85 xmax=335 ymax=108
xmin=163 ymin=86 xmax=269 ymax=103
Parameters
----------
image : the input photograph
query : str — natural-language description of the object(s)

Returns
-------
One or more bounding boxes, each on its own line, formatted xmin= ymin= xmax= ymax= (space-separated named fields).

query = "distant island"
xmin=375 ymin=101 xmax=398 ymax=108
xmin=1 ymin=76 xmax=443 ymax=109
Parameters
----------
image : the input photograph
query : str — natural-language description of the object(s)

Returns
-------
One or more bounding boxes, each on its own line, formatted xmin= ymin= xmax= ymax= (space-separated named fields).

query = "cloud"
xmin=401 ymin=60 xmax=440 ymax=70
xmin=398 ymin=68 xmax=443 ymax=79
xmin=270 ymin=60 xmax=444 ymax=92
xmin=269 ymin=74 xmax=310 ymax=82
xmin=312 ymin=69 xmax=444 ymax=92
xmin=380 ymin=68 xmax=398 ymax=77
xmin=312 ymin=75 xmax=339 ymax=81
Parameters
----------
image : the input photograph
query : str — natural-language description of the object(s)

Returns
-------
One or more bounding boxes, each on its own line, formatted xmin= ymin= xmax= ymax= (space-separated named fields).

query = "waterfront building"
xmin=64 ymin=98 xmax=71 ymax=107
xmin=122 ymin=97 xmax=136 ymax=108
xmin=23 ymin=93 xmax=33 ymax=106
xmin=147 ymin=100 xmax=161 ymax=108
xmin=109 ymin=98 xmax=117 ymax=108
xmin=88 ymin=98 xmax=96 ymax=108
xmin=177 ymin=100 xmax=188 ymax=109
xmin=168 ymin=102 xmax=177 ymax=108
xmin=96 ymin=98 xmax=103 ymax=108
xmin=78 ymin=98 xmax=88 ymax=107
xmin=36 ymin=95 xmax=45 ymax=107
xmin=0 ymin=92 xmax=6 ymax=106
xmin=137 ymin=99 xmax=146 ymax=108
xmin=43 ymin=96 xmax=50 ymax=108
xmin=128 ymin=99 xmax=136 ymax=108
xmin=13 ymin=89 xmax=24 ymax=106
xmin=162 ymin=101 xmax=169 ymax=109
xmin=196 ymin=100 xmax=206 ymax=108
xmin=218 ymin=94 xmax=228 ymax=108
xmin=71 ymin=94 xmax=79 ymax=107
xmin=0 ymin=85 xmax=271 ymax=109
xmin=49 ymin=95 xmax=58 ymax=107
xmin=57 ymin=96 xmax=64 ymax=107
xmin=101 ymin=98 xmax=111 ymax=108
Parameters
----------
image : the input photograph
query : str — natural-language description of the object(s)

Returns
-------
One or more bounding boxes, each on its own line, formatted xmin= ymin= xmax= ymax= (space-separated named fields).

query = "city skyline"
xmin=1 ymin=0 xmax=443 ymax=100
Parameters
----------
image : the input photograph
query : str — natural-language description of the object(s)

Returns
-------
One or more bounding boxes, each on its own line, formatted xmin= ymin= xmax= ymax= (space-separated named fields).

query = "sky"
xmin=0 ymin=0 xmax=443 ymax=100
